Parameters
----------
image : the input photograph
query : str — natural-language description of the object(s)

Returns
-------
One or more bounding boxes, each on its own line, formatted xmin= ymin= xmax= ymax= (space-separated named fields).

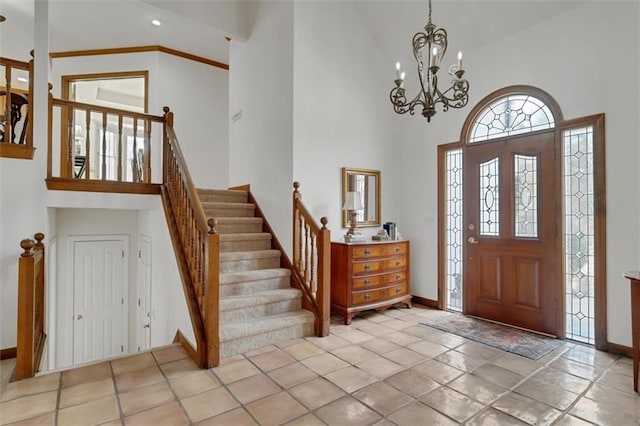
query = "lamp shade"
xmin=343 ymin=191 xmax=364 ymax=211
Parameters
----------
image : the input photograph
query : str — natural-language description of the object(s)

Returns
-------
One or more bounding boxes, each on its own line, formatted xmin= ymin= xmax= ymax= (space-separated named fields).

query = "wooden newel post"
xmin=16 ymin=239 xmax=36 ymax=379
xmin=316 ymin=217 xmax=331 ymax=336
xmin=205 ymin=217 xmax=220 ymax=368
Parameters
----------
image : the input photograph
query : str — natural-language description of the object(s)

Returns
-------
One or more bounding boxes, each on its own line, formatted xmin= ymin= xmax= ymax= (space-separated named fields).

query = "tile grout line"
xmin=150 ymin=349 xmax=195 ymax=425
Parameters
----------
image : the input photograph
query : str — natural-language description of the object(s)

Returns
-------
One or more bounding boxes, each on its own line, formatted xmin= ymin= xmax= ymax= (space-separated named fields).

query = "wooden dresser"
xmin=331 ymin=240 xmax=411 ymax=324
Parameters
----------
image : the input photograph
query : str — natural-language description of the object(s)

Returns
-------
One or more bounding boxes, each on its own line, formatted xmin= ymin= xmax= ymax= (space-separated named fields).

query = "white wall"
xmin=53 ymin=209 xmax=137 ymax=368
xmin=157 ymin=53 xmax=229 ymax=188
xmin=394 ymin=2 xmax=640 ymax=347
xmin=229 ymin=0 xmax=295 ymax=254
xmin=291 ymin=1 xmax=400 ymax=241
xmin=137 ymin=205 xmax=194 ymax=348
xmin=0 ymin=0 xmax=50 ymax=351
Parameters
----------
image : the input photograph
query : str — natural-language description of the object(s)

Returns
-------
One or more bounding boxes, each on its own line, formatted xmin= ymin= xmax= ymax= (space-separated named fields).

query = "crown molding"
xmin=49 ymin=45 xmax=228 ymax=70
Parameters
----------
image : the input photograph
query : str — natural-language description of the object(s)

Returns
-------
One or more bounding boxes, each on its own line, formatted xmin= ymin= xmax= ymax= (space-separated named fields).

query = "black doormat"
xmin=421 ymin=315 xmax=564 ymax=360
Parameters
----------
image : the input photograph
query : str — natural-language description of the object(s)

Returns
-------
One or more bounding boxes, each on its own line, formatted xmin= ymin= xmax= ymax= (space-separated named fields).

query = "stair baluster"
xmin=293 ymin=182 xmax=331 ymax=336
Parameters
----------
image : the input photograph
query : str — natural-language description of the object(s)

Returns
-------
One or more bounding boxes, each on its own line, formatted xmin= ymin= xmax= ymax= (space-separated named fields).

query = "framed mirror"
xmin=342 ymin=167 xmax=381 ymax=228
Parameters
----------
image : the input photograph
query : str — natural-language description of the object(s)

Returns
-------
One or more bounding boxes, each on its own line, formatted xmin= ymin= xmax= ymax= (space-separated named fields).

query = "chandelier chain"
xmin=428 ymin=0 xmax=432 ymax=25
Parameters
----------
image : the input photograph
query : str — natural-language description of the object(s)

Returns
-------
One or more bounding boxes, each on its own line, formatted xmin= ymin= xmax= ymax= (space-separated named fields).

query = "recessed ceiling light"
xmin=151 ymin=19 xmax=162 ymax=26
xmin=17 ymin=77 xmax=28 ymax=83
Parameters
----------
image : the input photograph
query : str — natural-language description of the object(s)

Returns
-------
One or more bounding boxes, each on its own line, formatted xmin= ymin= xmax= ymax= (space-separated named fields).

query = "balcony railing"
xmin=46 ymin=90 xmax=165 ymax=194
xmin=1 ymin=54 xmax=34 ymax=159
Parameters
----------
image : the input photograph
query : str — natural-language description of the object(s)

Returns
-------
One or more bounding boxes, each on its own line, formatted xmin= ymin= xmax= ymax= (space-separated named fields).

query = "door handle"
xmin=76 ymin=314 xmax=83 ymax=320
xmin=467 ymin=236 xmax=479 ymax=245
xmin=143 ymin=324 xmax=150 ymax=329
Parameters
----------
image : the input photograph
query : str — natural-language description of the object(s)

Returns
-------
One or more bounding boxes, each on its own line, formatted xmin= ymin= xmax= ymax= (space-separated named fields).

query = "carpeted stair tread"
xmin=219 ymin=233 xmax=272 ymax=241
xmin=220 ymin=268 xmax=290 ymax=284
xmin=219 ymin=310 xmax=315 ymax=342
xmin=215 ymin=217 xmax=264 ymax=234
xmin=219 ymin=233 xmax=272 ymax=252
xmin=220 ymin=249 xmax=280 ymax=261
xmin=202 ymin=201 xmax=255 ymax=217
xmin=197 ymin=189 xmax=248 ymax=204
xmin=220 ymin=289 xmax=302 ymax=311
xmin=219 ymin=250 xmax=281 ymax=273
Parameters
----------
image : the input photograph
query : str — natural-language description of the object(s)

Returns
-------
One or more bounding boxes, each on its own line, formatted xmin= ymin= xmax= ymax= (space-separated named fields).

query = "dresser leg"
xmin=344 ymin=313 xmax=356 ymax=325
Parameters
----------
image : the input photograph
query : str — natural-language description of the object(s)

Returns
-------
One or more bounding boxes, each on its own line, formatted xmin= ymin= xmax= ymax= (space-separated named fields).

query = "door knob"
xmin=467 ymin=236 xmax=479 ymax=245
xmin=76 ymin=314 xmax=83 ymax=320
xmin=143 ymin=324 xmax=150 ymax=329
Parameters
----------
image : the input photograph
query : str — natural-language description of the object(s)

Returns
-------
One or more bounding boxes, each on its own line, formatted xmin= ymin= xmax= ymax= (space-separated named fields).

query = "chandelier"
xmin=390 ymin=0 xmax=469 ymax=122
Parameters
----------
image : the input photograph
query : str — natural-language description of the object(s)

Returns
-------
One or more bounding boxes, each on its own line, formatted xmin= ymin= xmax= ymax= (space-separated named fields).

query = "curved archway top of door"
xmin=459 ymin=85 xmax=564 ymax=144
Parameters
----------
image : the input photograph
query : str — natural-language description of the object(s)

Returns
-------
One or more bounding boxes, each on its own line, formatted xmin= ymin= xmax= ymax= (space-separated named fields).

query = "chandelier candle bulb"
xmin=457 ymin=51 xmax=463 ymax=70
xmin=396 ymin=62 xmax=402 ymax=80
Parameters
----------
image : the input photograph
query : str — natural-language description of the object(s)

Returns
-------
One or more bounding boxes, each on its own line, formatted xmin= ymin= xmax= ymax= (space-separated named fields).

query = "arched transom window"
xmin=469 ymin=94 xmax=556 ymax=143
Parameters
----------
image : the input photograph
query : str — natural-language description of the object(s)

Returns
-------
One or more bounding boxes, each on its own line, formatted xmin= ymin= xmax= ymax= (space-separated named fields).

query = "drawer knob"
xmin=364 ymin=249 xmax=371 ymax=255
xmin=396 ymin=274 xmax=401 ymax=280
xmin=396 ymin=247 xmax=401 ymax=252
xmin=364 ymin=279 xmax=370 ymax=285
xmin=396 ymin=261 xmax=401 ymax=266
xmin=396 ymin=288 xmax=401 ymax=294
xmin=364 ymin=264 xmax=371 ymax=270
xmin=364 ymin=293 xmax=371 ymax=300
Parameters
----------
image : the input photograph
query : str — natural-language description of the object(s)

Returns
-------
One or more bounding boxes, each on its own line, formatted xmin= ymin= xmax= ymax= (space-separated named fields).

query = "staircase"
xmin=198 ymin=188 xmax=315 ymax=358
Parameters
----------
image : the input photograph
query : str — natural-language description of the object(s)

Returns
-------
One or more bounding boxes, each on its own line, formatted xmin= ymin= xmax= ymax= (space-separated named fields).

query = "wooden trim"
xmin=0 ymin=347 xmax=16 ymax=360
xmin=412 ymin=295 xmax=440 ymax=309
xmin=228 ymin=184 xmax=250 ymax=191
xmin=608 ymin=341 xmax=633 ymax=359
xmin=173 ymin=330 xmax=199 ymax=361
xmin=61 ymin=71 xmax=150 ymax=113
xmin=50 ymin=45 xmax=229 ymax=70
xmin=437 ymin=141 xmax=462 ymax=312
xmin=558 ymin=113 xmax=607 ymax=349
xmin=45 ymin=178 xmax=161 ymax=194
xmin=0 ymin=144 xmax=35 ymax=159
xmin=162 ymin=187 xmax=207 ymax=367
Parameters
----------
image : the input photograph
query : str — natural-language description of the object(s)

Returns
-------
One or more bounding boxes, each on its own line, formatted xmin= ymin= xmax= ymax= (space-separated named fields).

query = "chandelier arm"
xmin=435 ymin=79 xmax=470 ymax=109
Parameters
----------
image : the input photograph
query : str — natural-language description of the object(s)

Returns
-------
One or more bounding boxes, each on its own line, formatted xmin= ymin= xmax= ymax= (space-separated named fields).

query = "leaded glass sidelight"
xmin=563 ymin=126 xmax=595 ymax=344
xmin=445 ymin=149 xmax=463 ymax=311
xmin=514 ymin=154 xmax=538 ymax=238
xmin=470 ymin=94 xmax=555 ymax=143
xmin=479 ymin=157 xmax=500 ymax=236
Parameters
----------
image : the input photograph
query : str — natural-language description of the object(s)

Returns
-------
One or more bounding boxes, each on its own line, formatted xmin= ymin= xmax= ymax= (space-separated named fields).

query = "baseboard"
xmin=0 ymin=347 xmax=16 ymax=360
xmin=607 ymin=341 xmax=633 ymax=358
xmin=411 ymin=295 xmax=440 ymax=309
xmin=173 ymin=330 xmax=199 ymax=363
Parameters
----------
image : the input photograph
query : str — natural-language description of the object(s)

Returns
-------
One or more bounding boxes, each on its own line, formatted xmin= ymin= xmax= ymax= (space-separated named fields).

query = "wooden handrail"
xmin=16 ymin=233 xmax=47 ymax=380
xmin=161 ymin=107 xmax=219 ymax=368
xmin=293 ymin=182 xmax=331 ymax=336
xmin=52 ymin=98 xmax=164 ymax=122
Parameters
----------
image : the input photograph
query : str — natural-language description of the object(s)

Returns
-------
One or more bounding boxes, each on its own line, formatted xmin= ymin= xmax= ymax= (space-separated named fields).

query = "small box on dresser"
xmin=330 ymin=240 xmax=411 ymax=325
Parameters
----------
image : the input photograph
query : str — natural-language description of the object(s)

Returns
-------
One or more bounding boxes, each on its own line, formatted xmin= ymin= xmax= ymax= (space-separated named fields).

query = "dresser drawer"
xmin=352 ymin=271 xmax=407 ymax=290
xmin=352 ymin=243 xmax=407 ymax=259
xmin=352 ymin=256 xmax=407 ymax=275
xmin=352 ymin=283 xmax=408 ymax=306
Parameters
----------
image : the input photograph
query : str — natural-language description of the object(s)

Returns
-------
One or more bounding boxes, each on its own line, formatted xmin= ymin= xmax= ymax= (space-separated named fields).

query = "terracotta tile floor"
xmin=1 ymin=305 xmax=638 ymax=425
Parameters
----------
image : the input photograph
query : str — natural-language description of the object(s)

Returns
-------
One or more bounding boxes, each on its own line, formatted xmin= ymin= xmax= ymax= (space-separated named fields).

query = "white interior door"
xmin=136 ymin=235 xmax=152 ymax=352
xmin=73 ymin=239 xmax=127 ymax=364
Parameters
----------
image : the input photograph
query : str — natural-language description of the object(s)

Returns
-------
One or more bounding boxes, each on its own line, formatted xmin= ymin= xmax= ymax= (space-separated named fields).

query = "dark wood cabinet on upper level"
xmin=330 ymin=240 xmax=411 ymax=325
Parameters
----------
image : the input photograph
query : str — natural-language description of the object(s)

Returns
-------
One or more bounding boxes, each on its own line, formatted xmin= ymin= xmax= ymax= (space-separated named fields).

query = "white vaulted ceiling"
xmin=2 ymin=0 xmax=589 ymax=68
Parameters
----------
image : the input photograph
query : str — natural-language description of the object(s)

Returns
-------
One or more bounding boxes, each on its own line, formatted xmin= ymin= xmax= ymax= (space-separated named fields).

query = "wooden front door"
xmin=463 ymin=130 xmax=560 ymax=336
